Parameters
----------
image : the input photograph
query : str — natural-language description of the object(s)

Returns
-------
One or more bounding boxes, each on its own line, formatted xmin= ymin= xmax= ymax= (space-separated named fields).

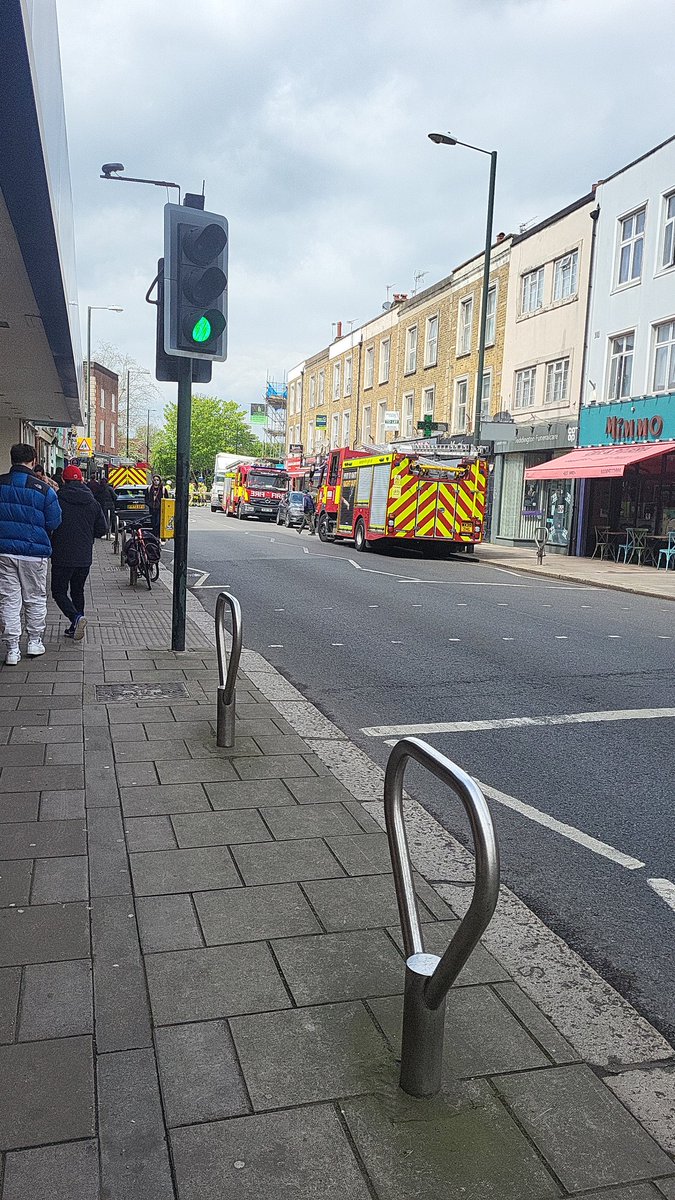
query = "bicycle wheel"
xmin=139 ymin=546 xmax=152 ymax=590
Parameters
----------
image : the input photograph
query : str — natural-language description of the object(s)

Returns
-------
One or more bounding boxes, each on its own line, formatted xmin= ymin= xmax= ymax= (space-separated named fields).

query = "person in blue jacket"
xmin=0 ymin=443 xmax=62 ymax=665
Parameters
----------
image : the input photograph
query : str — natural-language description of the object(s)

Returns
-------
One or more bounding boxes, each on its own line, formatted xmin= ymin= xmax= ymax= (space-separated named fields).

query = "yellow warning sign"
xmin=76 ymin=437 xmax=93 ymax=457
xmin=160 ymin=498 xmax=175 ymax=540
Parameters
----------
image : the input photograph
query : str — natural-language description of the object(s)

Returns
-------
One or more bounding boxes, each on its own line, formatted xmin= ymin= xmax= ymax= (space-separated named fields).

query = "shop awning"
xmin=524 ymin=442 xmax=675 ymax=480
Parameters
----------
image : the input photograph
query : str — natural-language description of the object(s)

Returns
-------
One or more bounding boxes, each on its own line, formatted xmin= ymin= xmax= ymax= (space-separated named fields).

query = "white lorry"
xmin=210 ymin=453 xmax=255 ymax=512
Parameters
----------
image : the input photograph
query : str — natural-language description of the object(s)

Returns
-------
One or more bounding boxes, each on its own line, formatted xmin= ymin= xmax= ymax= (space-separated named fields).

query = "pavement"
xmin=476 ymin=540 xmax=675 ymax=600
xmin=0 ymin=537 xmax=673 ymax=1199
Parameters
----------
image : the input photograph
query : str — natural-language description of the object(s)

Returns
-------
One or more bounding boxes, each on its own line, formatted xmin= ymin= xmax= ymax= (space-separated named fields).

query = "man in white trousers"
xmin=0 ymin=443 xmax=62 ymax=665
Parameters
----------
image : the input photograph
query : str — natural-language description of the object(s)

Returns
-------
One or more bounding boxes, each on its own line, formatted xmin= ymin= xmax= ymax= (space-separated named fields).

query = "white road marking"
xmin=302 ymin=547 xmax=309 ymax=554
xmin=647 ymin=878 xmax=675 ymax=912
xmin=502 ymin=637 xmax=514 ymax=641
xmin=448 ymin=638 xmax=460 ymax=642
xmin=555 ymin=635 xmax=568 ymax=639
xmin=348 ymin=559 xmax=362 ymax=570
xmin=608 ymin=635 xmax=621 ymax=639
xmin=497 ymin=602 xmax=508 ymax=606
xmin=361 ymin=706 xmax=675 ymax=739
xmin=268 ymin=644 xmax=283 ymax=648
xmin=368 ymin=604 xmax=379 ymax=608
xmin=490 ymin=566 xmax=522 ymax=577
xmin=274 ymin=608 xmax=285 ymax=611
xmin=412 ymin=603 xmax=422 ymax=607
xmin=456 ymin=602 xmax=468 ymax=606
xmin=190 ymin=571 xmax=210 ymax=588
xmin=657 ymin=635 xmax=672 ymax=639
xmin=331 ymin=642 xmax=344 ymax=646
xmin=391 ymin=640 xmax=403 ymax=644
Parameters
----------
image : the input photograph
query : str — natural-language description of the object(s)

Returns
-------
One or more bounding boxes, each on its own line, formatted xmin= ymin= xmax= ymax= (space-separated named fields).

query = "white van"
xmin=210 ymin=453 xmax=254 ymax=511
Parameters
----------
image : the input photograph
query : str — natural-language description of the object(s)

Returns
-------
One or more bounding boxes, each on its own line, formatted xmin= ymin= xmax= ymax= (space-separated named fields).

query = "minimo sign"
xmin=580 ymin=393 xmax=675 ymax=447
xmin=605 ymin=414 xmax=663 ymax=442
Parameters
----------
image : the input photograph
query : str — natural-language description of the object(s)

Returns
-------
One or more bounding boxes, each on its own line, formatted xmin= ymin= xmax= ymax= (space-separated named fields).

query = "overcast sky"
xmin=56 ymin=0 xmax=673 ymax=420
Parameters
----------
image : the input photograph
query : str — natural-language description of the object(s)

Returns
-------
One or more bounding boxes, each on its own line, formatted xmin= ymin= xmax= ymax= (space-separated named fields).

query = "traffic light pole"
xmin=171 ymin=355 xmax=192 ymax=651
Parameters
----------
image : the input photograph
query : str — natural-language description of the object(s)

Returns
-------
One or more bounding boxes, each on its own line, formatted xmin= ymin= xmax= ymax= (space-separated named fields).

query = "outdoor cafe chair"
xmin=592 ymin=526 xmax=612 ymax=560
xmin=657 ymin=530 xmax=675 ymax=570
xmin=616 ymin=526 xmax=647 ymax=566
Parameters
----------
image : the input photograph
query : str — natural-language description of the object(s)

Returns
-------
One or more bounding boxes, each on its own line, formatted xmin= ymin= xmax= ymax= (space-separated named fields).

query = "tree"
xmin=93 ymin=342 xmax=162 ymax=442
xmin=151 ymin=395 xmax=266 ymax=480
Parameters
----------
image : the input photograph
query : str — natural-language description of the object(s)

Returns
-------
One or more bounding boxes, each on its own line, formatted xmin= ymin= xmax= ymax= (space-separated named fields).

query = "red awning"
xmin=524 ymin=442 xmax=675 ymax=480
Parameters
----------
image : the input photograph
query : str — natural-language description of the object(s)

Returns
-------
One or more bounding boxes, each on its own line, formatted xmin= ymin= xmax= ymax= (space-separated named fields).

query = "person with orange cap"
xmin=50 ymin=465 xmax=107 ymax=640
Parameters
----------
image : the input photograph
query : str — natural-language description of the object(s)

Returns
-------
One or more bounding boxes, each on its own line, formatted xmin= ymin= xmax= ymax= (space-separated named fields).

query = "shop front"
xmin=523 ymin=393 xmax=675 ymax=558
xmin=492 ymin=419 xmax=579 ymax=553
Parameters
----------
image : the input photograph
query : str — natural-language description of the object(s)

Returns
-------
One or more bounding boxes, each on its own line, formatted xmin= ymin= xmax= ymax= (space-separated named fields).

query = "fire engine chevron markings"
xmin=361 ymin=707 xmax=675 ymax=739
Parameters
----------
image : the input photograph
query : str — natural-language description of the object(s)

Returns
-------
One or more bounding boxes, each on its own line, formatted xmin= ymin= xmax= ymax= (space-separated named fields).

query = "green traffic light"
xmin=192 ymin=316 xmax=212 ymax=344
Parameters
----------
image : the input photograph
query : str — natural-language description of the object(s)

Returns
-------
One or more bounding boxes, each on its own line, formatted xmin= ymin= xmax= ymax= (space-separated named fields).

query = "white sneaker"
xmin=26 ymin=639 xmax=46 ymax=658
xmin=5 ymin=646 xmax=21 ymax=666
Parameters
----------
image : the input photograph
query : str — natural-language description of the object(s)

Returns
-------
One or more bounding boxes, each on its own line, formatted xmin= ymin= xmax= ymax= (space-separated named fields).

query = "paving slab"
xmin=0 ymin=965 xmax=20 ymax=1042
xmin=302 ymin=873 xmax=438 ymax=932
xmin=124 ymin=815 xmax=177 ymax=852
xmin=195 ymin=881 xmax=322 ymax=945
xmin=155 ymin=1019 xmax=249 ymax=1126
xmin=326 ymin=831 xmax=393 ymax=874
xmin=130 ymin=845 xmax=241 ymax=895
xmin=0 ymin=743 xmax=45 ymax=765
xmin=19 ymin=958 xmax=93 ymax=1039
xmin=0 ymin=818 xmax=86 ymax=858
xmin=0 ymin=764 xmax=83 ymax=791
xmin=605 ymin=1066 xmax=675 ymax=1156
xmin=0 ymin=793 xmax=40 ymax=822
xmin=98 ymin=1047 xmax=174 ymax=1200
xmin=0 ymin=1035 xmax=94 ymax=1150
xmin=205 ymin=778 xmax=296 ymax=808
xmin=495 ymin=1064 xmax=673 ymax=1190
xmin=230 ymin=1000 xmax=393 ymax=1109
xmin=0 ymin=901 xmax=89 ymax=966
xmin=494 ymin=980 xmax=580 ymax=1063
xmin=120 ymin=783 xmax=210 ymax=816
xmin=31 ymin=855 xmax=89 ymax=903
xmin=0 ymin=858 xmax=32 ymax=906
xmin=389 ymin=920 xmax=511 ymax=987
xmin=285 ymin=776 xmax=367 ymax=804
xmin=171 ymin=1105 xmax=372 ymax=1200
xmin=137 ymin=893 xmax=204 ymax=952
xmin=171 ymin=808 xmax=271 ymax=847
xmin=146 ymin=942 xmax=291 ymax=1023
xmin=39 ymin=790 xmax=85 ymax=819
xmin=155 ymin=756 xmax=240 ymax=784
xmin=113 ymin=739 xmax=189 ymax=762
xmin=262 ymin=801 xmax=363 ymax=841
xmin=2 ymin=1138 xmax=100 ymax=1200
xmin=91 ymin=894 xmax=152 ymax=1052
xmin=232 ymin=836 xmax=345 ymax=885
xmin=274 ymin=928 xmax=404 ymax=1005
xmin=233 ymin=754 xmax=319 ymax=780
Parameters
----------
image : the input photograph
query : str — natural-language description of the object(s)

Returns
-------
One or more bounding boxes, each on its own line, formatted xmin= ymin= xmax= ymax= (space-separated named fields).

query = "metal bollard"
xmin=215 ymin=592 xmax=242 ymax=748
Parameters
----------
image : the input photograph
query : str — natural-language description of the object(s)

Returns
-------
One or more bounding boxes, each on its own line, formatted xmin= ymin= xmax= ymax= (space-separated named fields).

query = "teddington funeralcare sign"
xmin=580 ymin=393 xmax=675 ymax=447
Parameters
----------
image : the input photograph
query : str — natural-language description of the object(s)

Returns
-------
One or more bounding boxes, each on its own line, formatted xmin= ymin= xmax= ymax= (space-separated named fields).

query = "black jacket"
xmin=51 ymin=482 xmax=108 ymax=568
xmin=96 ymin=481 xmax=117 ymax=509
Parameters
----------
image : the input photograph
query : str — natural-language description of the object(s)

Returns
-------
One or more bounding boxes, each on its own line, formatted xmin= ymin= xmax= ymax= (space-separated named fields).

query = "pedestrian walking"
xmin=296 ymin=490 xmax=316 ymax=535
xmin=34 ymin=464 xmax=59 ymax=491
xmin=0 ymin=443 xmax=62 ymax=664
xmin=94 ymin=476 xmax=117 ymax=540
xmin=146 ymin=474 xmax=167 ymax=539
xmin=50 ymin=465 xmax=107 ymax=641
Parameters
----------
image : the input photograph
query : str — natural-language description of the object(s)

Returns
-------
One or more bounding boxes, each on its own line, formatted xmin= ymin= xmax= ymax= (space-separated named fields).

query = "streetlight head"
xmin=428 ymin=132 xmax=457 ymax=146
xmin=101 ymin=162 xmax=124 ymax=177
xmin=109 ymin=306 xmax=123 ymax=312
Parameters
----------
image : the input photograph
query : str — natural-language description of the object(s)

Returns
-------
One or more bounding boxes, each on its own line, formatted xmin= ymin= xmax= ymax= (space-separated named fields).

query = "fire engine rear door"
xmin=414 ymin=480 xmax=438 ymax=537
xmin=434 ymin=481 xmax=459 ymax=539
xmin=338 ymin=466 xmax=357 ymax=532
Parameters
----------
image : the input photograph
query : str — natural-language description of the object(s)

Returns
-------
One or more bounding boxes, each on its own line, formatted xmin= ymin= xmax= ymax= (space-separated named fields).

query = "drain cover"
xmin=96 ymin=682 xmax=190 ymax=702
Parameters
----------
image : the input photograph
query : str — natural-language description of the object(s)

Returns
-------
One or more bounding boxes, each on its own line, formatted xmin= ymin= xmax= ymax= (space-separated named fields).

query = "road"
xmin=169 ymin=508 xmax=675 ymax=1042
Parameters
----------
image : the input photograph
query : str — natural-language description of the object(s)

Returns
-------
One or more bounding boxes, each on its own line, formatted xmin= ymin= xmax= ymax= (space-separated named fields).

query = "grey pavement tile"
xmin=146 ymin=942 xmax=290 ymax=1024
xmin=0 ymin=695 xmax=19 ymax=710
xmin=286 ymin=776 xmax=359 ymax=804
xmin=233 ymin=755 xmax=320 ymax=781
xmin=0 ymin=817 xmax=85 ymax=859
xmin=2 ymin=1139 xmax=100 ymax=1200
xmin=580 ymin=1189 xmax=669 ymax=1200
xmin=98 ymin=1047 xmax=174 ymax=1200
xmin=301 ymin=752 xmax=331 ymax=776
xmin=137 ymin=893 xmax=203 ymax=952
xmin=232 ymin=837 xmax=345 ymax=885
xmin=0 ymin=859 xmax=32 ymax=906
xmin=171 ymin=809 xmax=271 ymax=847
xmin=155 ymin=757 xmax=240 ymax=785
xmin=341 ymin=1079 xmax=560 ymax=1200
xmin=48 ymin=708 xmax=85 ymax=724
xmin=0 ymin=1036 xmax=94 ymax=1150
xmin=0 ymin=901 xmax=89 ymax=966
xmin=251 ymin=733 xmax=312 ymax=756
xmin=144 ymin=720 xmax=213 ymax=740
xmin=326 ymin=831 xmax=392 ymax=874
xmin=9 ymin=724 xmax=83 ymax=743
xmin=113 ymin=739 xmax=189 ymax=762
xmin=46 ymin=741 xmax=85 ymax=765
xmin=17 ymin=694 xmax=81 ymax=709
xmin=106 ymin=722 xmax=148 ymax=741
xmin=233 ymin=717 xmax=285 ymax=737
xmin=656 ymin=1183 xmax=675 ymax=1199
xmin=130 ymin=846 xmax=241 ymax=895
xmin=0 ymin=682 xmax=52 ymax=696
xmin=19 ymin=959 xmax=93 ymax=1039
xmin=87 ymin=807 xmax=131 ymax=897
xmin=274 ymin=928 xmax=404 ymax=1005
xmin=182 ymin=736 xmax=262 ymax=760
xmin=495 ymin=1064 xmax=673 ymax=1190
xmin=39 ymin=790 xmax=85 ymax=819
xmin=156 ymin=1020 xmax=249 ymax=1127
xmin=108 ymin=705 xmax=173 ymax=725
xmin=0 ymin=764 xmax=84 ymax=792
xmin=388 ymin=920 xmax=510 ymax=987
xmin=115 ymin=760 xmax=159 ymax=786
xmin=52 ymin=680 xmax=83 ymax=696
xmin=0 ymin=966 xmax=21 ymax=1042
xmin=31 ymin=855 xmax=89 ymax=903
xmin=303 ymin=873 xmax=438 ymax=932
xmin=195 ymin=882 xmax=322 ymax=945
xmin=171 ymin=1105 xmax=372 ymax=1200
xmin=206 ymin=778 xmax=296 ymax=809
xmin=0 ymin=710 xmax=53 ymax=727
xmin=494 ymin=981 xmax=580 ymax=1063
xmin=124 ymin=815 xmax=177 ymax=852
xmin=120 ymin=783 xmax=209 ymax=816
xmin=231 ymin=1001 xmax=392 ymax=1109
xmin=371 ymin=985 xmax=550 ymax=1079
xmin=0 ymin=793 xmax=40 ymax=822
xmin=91 ymin=894 xmax=152 ymax=1052
xmin=263 ymin=802 xmax=363 ymax=841
xmin=84 ymin=756 xmax=119 ymax=808
xmin=0 ymin=744 xmax=45 ymax=765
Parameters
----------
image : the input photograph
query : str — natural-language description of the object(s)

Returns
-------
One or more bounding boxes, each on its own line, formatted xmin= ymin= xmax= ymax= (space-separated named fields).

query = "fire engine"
xmin=315 ymin=445 xmax=488 ymax=554
xmin=223 ymin=461 xmax=289 ymax=521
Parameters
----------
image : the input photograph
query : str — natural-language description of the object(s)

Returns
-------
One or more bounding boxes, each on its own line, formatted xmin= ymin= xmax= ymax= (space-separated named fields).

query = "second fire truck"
xmin=223 ymin=460 xmax=289 ymax=521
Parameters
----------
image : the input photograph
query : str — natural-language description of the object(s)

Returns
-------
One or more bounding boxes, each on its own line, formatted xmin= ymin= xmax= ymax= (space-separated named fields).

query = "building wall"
xmin=394 ymin=282 xmax=453 ymax=436
xmin=88 ymin=362 xmax=119 ymax=459
xmin=447 ymin=240 xmax=511 ymax=434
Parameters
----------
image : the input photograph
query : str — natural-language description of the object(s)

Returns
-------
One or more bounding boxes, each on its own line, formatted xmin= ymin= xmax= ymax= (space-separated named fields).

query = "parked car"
xmin=276 ymin=491 xmax=305 ymax=527
xmin=114 ymin=486 xmax=150 ymax=528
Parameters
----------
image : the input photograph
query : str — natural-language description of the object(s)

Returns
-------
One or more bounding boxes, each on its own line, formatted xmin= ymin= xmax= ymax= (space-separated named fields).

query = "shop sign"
xmin=288 ymin=443 xmax=303 ymax=453
xmin=579 ymin=393 xmax=675 ymax=446
xmin=384 ymin=411 xmax=400 ymax=430
xmin=315 ymin=414 xmax=327 ymax=428
xmin=493 ymin=420 xmax=577 ymax=454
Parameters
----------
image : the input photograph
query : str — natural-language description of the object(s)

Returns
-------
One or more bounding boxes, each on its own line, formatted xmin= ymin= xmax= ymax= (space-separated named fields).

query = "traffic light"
xmin=164 ymin=204 xmax=228 ymax=361
xmin=154 ymin=260 xmax=212 ymax=383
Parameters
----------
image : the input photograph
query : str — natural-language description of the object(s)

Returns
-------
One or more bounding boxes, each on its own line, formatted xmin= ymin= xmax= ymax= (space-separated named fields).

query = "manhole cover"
xmin=96 ymin=682 xmax=190 ymax=702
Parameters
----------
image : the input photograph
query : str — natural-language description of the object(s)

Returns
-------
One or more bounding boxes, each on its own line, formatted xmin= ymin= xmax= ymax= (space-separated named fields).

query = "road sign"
xmin=315 ymin=414 xmax=327 ymax=429
xmin=75 ymin=437 xmax=93 ymax=456
xmin=250 ymin=403 xmax=266 ymax=425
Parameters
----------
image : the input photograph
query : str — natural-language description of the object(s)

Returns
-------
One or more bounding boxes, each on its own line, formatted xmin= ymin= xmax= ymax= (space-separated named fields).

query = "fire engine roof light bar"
xmin=384 ymin=737 xmax=500 ymax=1098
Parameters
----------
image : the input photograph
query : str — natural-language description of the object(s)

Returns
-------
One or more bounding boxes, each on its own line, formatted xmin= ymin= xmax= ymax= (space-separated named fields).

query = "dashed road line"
xmin=361 ymin=707 xmax=675 ymax=739
xmin=647 ymin=877 xmax=675 ymax=912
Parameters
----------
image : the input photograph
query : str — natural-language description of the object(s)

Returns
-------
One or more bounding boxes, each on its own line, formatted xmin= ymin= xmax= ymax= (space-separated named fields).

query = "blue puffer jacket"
xmin=0 ymin=465 xmax=62 ymax=557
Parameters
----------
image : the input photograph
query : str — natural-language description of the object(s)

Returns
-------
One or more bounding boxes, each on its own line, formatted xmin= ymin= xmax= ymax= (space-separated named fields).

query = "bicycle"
xmin=122 ymin=520 xmax=161 ymax=590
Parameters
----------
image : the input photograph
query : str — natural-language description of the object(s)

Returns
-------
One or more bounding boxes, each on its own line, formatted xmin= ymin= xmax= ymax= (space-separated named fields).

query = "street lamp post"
xmin=86 ymin=305 xmax=123 ymax=441
xmin=428 ymin=133 xmax=497 ymax=448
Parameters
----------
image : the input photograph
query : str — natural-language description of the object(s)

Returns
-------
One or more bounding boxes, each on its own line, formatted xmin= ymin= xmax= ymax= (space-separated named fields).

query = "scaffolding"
xmin=263 ymin=375 xmax=287 ymax=455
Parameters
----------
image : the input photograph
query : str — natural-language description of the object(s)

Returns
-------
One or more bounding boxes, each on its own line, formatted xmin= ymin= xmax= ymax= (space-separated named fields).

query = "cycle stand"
xmin=533 ymin=524 xmax=549 ymax=565
xmin=384 ymin=737 xmax=500 ymax=1097
xmin=215 ymin=591 xmax=242 ymax=748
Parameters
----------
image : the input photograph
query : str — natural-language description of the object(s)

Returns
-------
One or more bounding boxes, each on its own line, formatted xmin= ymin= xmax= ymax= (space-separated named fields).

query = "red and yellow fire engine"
xmin=315 ymin=446 xmax=488 ymax=554
xmin=223 ymin=461 xmax=289 ymax=521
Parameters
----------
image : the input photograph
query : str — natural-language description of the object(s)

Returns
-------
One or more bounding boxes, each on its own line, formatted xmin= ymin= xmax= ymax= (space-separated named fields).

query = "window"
xmin=364 ymin=346 xmax=374 ymax=388
xmin=111 ymin=424 xmax=116 ymax=450
xmin=424 ymin=315 xmax=438 ymax=367
xmin=307 ymin=422 xmax=315 ymax=453
xmin=485 ymin=286 xmax=496 ymax=345
xmin=99 ymin=419 xmax=105 ymax=446
xmin=111 ymin=393 xmax=116 ymax=413
xmin=616 ymin=208 xmax=645 ymax=285
xmin=289 ymin=383 xmax=295 ymax=414
xmin=405 ymin=326 xmax=417 ymax=374
xmin=331 ymin=413 xmax=340 ymax=448
xmin=607 ymin=332 xmax=634 ymax=399
xmin=514 ymin=366 xmax=536 ymax=408
xmin=454 ymin=379 xmax=468 ymax=432
xmin=318 ymin=370 xmax=325 ymax=405
xmin=653 ymin=320 xmax=675 ymax=393
xmin=333 ymin=362 xmax=340 ymax=401
xmin=100 ymin=388 xmax=105 ymax=410
xmin=309 ymin=376 xmax=316 ymax=408
xmin=377 ymin=401 xmax=387 ymax=442
xmin=342 ymin=410 xmax=350 ymax=444
xmin=362 ymin=405 xmax=372 ymax=442
xmin=422 ymin=385 xmax=435 ymax=417
xmin=521 ymin=268 xmax=544 ymax=314
xmin=661 ymin=193 xmax=675 ymax=270
xmin=379 ymin=337 xmax=391 ymax=384
xmin=553 ymin=251 xmax=579 ymax=301
xmin=545 ymin=357 xmax=570 ymax=405
xmin=480 ymin=370 xmax=492 ymax=419
xmin=296 ymin=380 xmax=302 ymax=411
xmin=403 ymin=392 xmax=414 ymax=437
xmin=457 ymin=296 xmax=473 ymax=354
xmin=344 ymin=356 xmax=352 ymax=397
